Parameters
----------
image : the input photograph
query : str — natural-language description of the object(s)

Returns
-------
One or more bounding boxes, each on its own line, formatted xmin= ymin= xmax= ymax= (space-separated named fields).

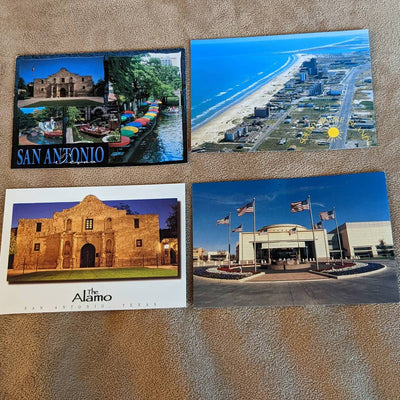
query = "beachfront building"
xmin=254 ymin=106 xmax=269 ymax=118
xmin=33 ymin=68 xmax=94 ymax=98
xmin=309 ymin=82 xmax=324 ymax=96
xmin=236 ymin=224 xmax=330 ymax=264
xmin=329 ymin=221 xmax=394 ymax=259
xmin=11 ymin=195 xmax=173 ymax=270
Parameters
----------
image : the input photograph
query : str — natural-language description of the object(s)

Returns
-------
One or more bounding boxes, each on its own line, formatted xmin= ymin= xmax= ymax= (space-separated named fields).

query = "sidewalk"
xmin=247 ymin=271 xmax=330 ymax=282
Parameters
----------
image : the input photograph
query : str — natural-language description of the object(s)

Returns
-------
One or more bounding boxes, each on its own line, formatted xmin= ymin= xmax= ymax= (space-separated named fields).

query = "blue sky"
xmin=193 ymin=172 xmax=391 ymax=251
xmin=12 ymin=198 xmax=177 ymax=229
xmin=17 ymin=55 xmax=105 ymax=84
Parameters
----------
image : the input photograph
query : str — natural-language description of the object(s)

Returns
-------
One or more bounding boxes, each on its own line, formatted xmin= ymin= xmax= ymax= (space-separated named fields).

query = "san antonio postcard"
xmin=192 ymin=172 xmax=399 ymax=308
xmin=13 ymin=49 xmax=187 ymax=169
xmin=0 ymin=184 xmax=186 ymax=314
xmin=191 ymin=29 xmax=376 ymax=153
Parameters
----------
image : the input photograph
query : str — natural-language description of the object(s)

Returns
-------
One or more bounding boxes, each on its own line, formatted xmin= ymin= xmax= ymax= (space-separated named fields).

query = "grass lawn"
xmin=8 ymin=267 xmax=178 ymax=283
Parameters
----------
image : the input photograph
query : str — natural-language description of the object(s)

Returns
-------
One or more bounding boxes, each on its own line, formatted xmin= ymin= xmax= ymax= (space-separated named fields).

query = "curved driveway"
xmin=193 ymin=260 xmax=399 ymax=308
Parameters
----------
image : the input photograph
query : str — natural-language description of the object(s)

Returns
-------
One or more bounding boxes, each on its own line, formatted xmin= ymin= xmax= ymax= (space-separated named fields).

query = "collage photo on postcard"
xmin=12 ymin=49 xmax=187 ymax=169
xmin=191 ymin=29 xmax=376 ymax=154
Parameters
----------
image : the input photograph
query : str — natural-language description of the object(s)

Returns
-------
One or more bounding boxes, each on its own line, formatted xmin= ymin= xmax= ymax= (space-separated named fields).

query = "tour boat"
xmin=79 ymin=125 xmax=110 ymax=137
xmin=162 ymin=106 xmax=181 ymax=116
xmin=44 ymin=130 xmax=63 ymax=138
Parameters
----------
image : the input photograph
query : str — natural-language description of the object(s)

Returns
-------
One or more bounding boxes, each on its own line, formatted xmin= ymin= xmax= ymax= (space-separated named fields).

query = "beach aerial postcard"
xmin=192 ymin=172 xmax=398 ymax=308
xmin=0 ymin=184 xmax=186 ymax=314
xmin=12 ymin=49 xmax=186 ymax=168
xmin=191 ymin=30 xmax=376 ymax=153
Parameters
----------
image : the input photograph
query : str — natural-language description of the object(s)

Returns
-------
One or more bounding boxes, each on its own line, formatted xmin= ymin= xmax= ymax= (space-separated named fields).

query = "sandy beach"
xmin=191 ymin=54 xmax=313 ymax=147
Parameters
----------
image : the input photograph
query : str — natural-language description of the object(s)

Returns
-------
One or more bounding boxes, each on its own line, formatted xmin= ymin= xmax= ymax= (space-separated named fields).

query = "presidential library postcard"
xmin=192 ymin=172 xmax=398 ymax=308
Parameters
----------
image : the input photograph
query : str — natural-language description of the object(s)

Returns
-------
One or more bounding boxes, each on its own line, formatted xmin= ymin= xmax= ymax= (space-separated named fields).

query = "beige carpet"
xmin=1 ymin=0 xmax=400 ymax=398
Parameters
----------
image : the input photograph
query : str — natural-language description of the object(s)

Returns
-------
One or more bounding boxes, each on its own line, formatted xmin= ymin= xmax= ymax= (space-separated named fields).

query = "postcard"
xmin=0 ymin=184 xmax=186 ymax=314
xmin=191 ymin=30 xmax=376 ymax=153
xmin=13 ymin=49 xmax=186 ymax=168
xmin=192 ymin=172 xmax=398 ymax=308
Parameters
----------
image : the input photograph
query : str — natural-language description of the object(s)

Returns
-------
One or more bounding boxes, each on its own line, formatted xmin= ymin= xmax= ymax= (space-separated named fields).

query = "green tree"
xmin=66 ymin=107 xmax=82 ymax=127
xmin=94 ymin=79 xmax=106 ymax=97
xmin=165 ymin=203 xmax=179 ymax=237
xmin=35 ymin=107 xmax=63 ymax=122
xmin=17 ymin=77 xmax=28 ymax=99
xmin=109 ymin=55 xmax=182 ymax=105
xmin=18 ymin=109 xmax=36 ymax=130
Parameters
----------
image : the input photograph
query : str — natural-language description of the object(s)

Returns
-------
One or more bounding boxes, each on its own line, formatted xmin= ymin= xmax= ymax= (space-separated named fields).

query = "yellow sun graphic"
xmin=327 ymin=127 xmax=341 ymax=142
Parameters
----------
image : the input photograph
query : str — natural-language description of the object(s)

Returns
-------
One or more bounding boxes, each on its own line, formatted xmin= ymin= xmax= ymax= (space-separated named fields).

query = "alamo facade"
xmin=11 ymin=195 xmax=178 ymax=270
xmin=33 ymin=67 xmax=94 ymax=98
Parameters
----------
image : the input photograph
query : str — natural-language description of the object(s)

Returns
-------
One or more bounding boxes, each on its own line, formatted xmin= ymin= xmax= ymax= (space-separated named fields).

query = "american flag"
xmin=232 ymin=224 xmax=243 ymax=233
xmin=288 ymin=227 xmax=297 ymax=235
xmin=290 ymin=199 xmax=309 ymax=213
xmin=237 ymin=201 xmax=254 ymax=216
xmin=319 ymin=210 xmax=335 ymax=221
xmin=314 ymin=221 xmax=323 ymax=229
xmin=216 ymin=215 xmax=230 ymax=225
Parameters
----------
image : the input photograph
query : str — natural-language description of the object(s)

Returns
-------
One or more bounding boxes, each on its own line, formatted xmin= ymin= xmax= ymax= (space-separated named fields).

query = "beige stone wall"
xmin=113 ymin=214 xmax=161 ymax=267
xmin=12 ymin=196 xmax=162 ymax=269
xmin=33 ymin=68 xmax=94 ymax=98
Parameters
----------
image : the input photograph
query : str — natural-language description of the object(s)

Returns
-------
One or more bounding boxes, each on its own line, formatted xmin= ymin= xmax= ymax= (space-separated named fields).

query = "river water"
xmin=128 ymin=112 xmax=184 ymax=164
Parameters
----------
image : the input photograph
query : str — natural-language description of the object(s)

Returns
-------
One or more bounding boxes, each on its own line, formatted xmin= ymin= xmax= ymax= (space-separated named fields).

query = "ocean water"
xmin=191 ymin=30 xmax=370 ymax=129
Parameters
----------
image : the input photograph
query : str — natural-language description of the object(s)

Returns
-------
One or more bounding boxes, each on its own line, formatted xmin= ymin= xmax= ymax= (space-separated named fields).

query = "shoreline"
xmin=191 ymin=54 xmax=313 ymax=147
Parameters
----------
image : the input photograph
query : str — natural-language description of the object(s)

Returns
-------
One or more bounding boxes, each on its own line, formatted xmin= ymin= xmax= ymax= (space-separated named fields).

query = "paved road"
xmin=249 ymin=100 xmax=299 ymax=152
xmin=193 ymin=260 xmax=399 ymax=308
xmin=330 ymin=64 xmax=369 ymax=150
xmin=18 ymin=96 xmax=104 ymax=107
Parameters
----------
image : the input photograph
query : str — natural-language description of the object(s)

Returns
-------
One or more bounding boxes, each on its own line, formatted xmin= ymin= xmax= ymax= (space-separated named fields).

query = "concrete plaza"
xmin=193 ymin=259 xmax=399 ymax=308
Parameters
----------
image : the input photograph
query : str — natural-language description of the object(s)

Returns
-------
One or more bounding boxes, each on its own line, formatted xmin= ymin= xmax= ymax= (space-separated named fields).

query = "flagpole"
xmin=240 ymin=231 xmax=243 ymax=273
xmin=321 ymin=222 xmax=329 ymax=265
xmin=253 ymin=198 xmax=256 ymax=272
xmin=296 ymin=228 xmax=300 ymax=263
xmin=333 ymin=207 xmax=344 ymax=266
xmin=228 ymin=212 xmax=231 ymax=269
xmin=308 ymin=195 xmax=319 ymax=270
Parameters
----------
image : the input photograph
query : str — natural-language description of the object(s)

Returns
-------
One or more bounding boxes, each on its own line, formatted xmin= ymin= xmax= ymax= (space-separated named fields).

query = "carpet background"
xmin=1 ymin=0 xmax=400 ymax=398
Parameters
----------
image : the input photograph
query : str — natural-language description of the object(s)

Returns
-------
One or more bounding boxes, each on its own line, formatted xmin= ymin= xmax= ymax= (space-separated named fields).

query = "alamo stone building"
xmin=33 ymin=68 xmax=94 ymax=98
xmin=11 ymin=195 xmax=178 ymax=270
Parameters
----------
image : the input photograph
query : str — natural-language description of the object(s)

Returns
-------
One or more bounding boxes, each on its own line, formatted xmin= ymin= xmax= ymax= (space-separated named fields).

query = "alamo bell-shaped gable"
xmin=33 ymin=67 xmax=94 ymax=98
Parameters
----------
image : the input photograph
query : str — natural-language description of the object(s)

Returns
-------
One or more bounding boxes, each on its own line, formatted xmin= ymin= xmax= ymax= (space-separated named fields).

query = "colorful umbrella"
xmin=145 ymin=112 xmax=157 ymax=117
xmin=121 ymin=130 xmax=137 ymax=138
xmin=124 ymin=110 xmax=134 ymax=114
xmin=121 ymin=116 xmax=128 ymax=122
xmin=135 ymin=119 xmax=148 ymax=126
xmin=122 ymin=126 xmax=139 ymax=133
xmin=127 ymin=122 xmax=142 ymax=128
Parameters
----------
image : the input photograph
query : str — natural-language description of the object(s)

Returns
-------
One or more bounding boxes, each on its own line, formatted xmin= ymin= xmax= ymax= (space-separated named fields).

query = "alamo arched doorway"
xmin=80 ymin=243 xmax=96 ymax=268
